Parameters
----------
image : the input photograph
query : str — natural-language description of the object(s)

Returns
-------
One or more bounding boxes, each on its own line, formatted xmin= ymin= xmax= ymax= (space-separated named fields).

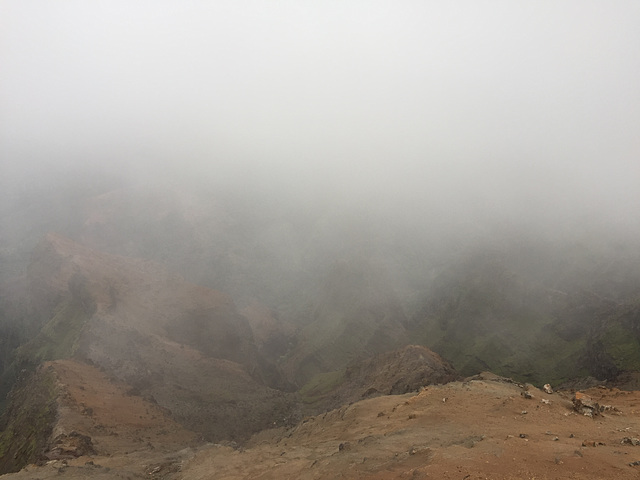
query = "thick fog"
xmin=1 ymin=1 xmax=640 ymax=236
xmin=3 ymin=2 xmax=640 ymax=404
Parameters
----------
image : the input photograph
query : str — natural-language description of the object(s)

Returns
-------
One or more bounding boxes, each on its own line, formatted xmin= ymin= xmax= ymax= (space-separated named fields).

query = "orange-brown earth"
xmin=1 ymin=358 xmax=200 ymax=479
xmin=179 ymin=375 xmax=640 ymax=480
xmin=47 ymin=359 xmax=198 ymax=456
xmin=5 ymin=368 xmax=640 ymax=479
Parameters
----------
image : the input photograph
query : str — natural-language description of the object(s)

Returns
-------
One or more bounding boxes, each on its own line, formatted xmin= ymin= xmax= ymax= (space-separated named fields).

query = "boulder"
xmin=573 ymin=392 xmax=599 ymax=417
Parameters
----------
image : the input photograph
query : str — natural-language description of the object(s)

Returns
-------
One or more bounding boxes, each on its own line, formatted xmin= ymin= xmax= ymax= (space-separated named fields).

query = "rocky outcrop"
xmin=573 ymin=391 xmax=600 ymax=417
xmin=301 ymin=345 xmax=459 ymax=414
xmin=344 ymin=345 xmax=459 ymax=395
xmin=44 ymin=432 xmax=96 ymax=461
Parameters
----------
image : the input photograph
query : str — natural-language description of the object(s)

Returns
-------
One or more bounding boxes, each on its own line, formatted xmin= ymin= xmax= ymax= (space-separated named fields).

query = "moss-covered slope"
xmin=409 ymin=245 xmax=640 ymax=386
xmin=0 ymin=365 xmax=57 ymax=474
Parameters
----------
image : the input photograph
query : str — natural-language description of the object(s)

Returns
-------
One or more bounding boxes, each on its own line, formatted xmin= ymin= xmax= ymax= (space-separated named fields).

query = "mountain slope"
xmin=178 ymin=375 xmax=640 ymax=480
xmin=15 ymin=233 xmax=298 ymax=443
xmin=5 ymin=367 xmax=640 ymax=479
xmin=409 ymin=243 xmax=640 ymax=385
xmin=299 ymin=345 xmax=459 ymax=414
xmin=281 ymin=259 xmax=409 ymax=385
xmin=0 ymin=358 xmax=199 ymax=476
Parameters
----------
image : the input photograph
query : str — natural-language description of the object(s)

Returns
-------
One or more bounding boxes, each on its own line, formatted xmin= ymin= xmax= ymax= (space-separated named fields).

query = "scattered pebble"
xmin=600 ymin=404 xmax=622 ymax=415
xmin=582 ymin=440 xmax=606 ymax=447
xmin=622 ymin=437 xmax=640 ymax=446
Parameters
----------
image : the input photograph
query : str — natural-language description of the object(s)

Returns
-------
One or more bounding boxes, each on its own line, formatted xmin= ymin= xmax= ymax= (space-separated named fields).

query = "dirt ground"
xmin=179 ymin=374 xmax=640 ymax=480
xmin=5 ymin=365 xmax=640 ymax=479
xmin=1 ymin=359 xmax=200 ymax=479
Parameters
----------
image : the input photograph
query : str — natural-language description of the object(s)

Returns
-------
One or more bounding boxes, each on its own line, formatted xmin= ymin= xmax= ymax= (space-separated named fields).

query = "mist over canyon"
xmin=1 ymin=1 xmax=640 ymax=477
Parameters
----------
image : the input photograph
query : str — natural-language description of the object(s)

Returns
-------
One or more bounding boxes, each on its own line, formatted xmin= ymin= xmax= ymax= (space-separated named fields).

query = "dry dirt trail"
xmin=5 ymin=370 xmax=640 ymax=479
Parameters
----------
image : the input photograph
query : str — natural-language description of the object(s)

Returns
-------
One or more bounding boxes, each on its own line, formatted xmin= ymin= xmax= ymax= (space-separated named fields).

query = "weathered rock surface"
xmin=301 ymin=345 xmax=459 ymax=414
xmin=573 ymin=391 xmax=600 ymax=417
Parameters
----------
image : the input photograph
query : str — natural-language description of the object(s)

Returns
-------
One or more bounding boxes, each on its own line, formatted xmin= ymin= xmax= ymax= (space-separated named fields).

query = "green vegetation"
xmin=298 ymin=369 xmax=345 ymax=405
xmin=14 ymin=298 xmax=89 ymax=365
xmin=0 ymin=366 xmax=58 ymax=474
xmin=420 ymin=308 xmax=594 ymax=387
xmin=0 ymin=293 xmax=40 ymax=415
xmin=526 ymin=327 xmax=590 ymax=384
xmin=0 ymin=297 xmax=89 ymax=417
xmin=601 ymin=323 xmax=640 ymax=371
xmin=405 ymin=248 xmax=640 ymax=387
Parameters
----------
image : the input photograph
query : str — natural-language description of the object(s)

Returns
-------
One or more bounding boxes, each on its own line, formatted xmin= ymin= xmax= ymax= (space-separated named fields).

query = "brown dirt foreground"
xmin=1 ymin=359 xmax=200 ymax=479
xmin=180 ymin=373 xmax=640 ymax=480
xmin=5 ymin=370 xmax=640 ymax=479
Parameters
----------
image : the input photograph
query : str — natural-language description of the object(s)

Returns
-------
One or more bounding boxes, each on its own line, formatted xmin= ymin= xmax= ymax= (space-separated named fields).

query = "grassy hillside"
xmin=409 ymin=243 xmax=640 ymax=386
xmin=0 ymin=366 xmax=57 ymax=474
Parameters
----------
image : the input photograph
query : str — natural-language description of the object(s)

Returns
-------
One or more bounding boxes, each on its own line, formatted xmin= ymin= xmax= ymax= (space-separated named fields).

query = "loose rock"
xmin=582 ymin=440 xmax=605 ymax=447
xmin=600 ymin=404 xmax=622 ymax=415
xmin=338 ymin=442 xmax=351 ymax=452
xmin=573 ymin=392 xmax=599 ymax=417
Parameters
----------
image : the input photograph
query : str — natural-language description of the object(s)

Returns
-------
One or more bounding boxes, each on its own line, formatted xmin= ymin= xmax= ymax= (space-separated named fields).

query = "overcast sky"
xmin=1 ymin=1 xmax=639 ymax=230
